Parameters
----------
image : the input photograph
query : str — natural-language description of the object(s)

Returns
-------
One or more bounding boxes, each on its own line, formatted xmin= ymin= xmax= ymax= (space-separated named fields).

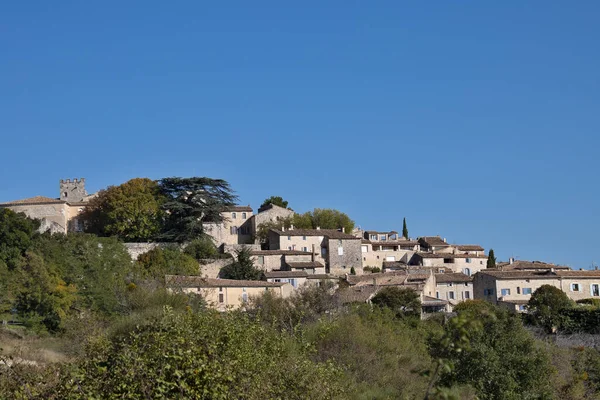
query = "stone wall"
xmin=123 ymin=242 xmax=174 ymax=260
xmin=326 ymin=238 xmax=363 ymax=276
xmin=200 ymin=258 xmax=231 ymax=279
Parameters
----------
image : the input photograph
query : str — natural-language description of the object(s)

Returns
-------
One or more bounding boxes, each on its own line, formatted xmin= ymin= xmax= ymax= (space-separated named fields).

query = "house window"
xmin=571 ymin=283 xmax=581 ymax=292
xmin=448 ymin=291 xmax=455 ymax=300
xmin=230 ymin=226 xmax=238 ymax=234
xmin=232 ymin=212 xmax=237 ymax=219
xmin=370 ymin=234 xmax=377 ymax=240
xmin=290 ymin=279 xmax=297 ymax=288
xmin=242 ymin=293 xmax=248 ymax=303
xmin=288 ymin=236 xmax=291 ymax=240
xmin=444 ymin=258 xmax=454 ymax=264
xmin=303 ymin=236 xmax=306 ymax=240
xmin=436 ymin=292 xmax=440 ymax=299
xmin=219 ymin=293 xmax=224 ymax=303
xmin=464 ymin=291 xmax=470 ymax=299
xmin=274 ymin=279 xmax=281 ymax=283
xmin=517 ymin=287 xmax=521 ymax=294
xmin=519 ymin=305 xmax=527 ymax=311
xmin=361 ymin=245 xmax=368 ymax=253
xmin=439 ymin=269 xmax=445 ymax=273
xmin=592 ymin=284 xmax=600 ymax=297
xmin=463 ymin=268 xmax=471 ymax=276
xmin=501 ymin=288 xmax=511 ymax=296
xmin=465 ymin=258 xmax=472 ymax=263
xmin=380 ymin=235 xmax=386 ymax=241
xmin=484 ymin=288 xmax=494 ymax=296
xmin=242 ymin=212 xmax=247 ymax=219
xmin=302 ymin=247 xmax=308 ymax=252
xmin=523 ymin=287 xmax=532 ymax=295
xmin=338 ymin=247 xmax=344 ymax=256
xmin=321 ymin=247 xmax=327 ymax=256
xmin=447 ymin=283 xmax=453 ymax=287
xmin=258 ymin=256 xmax=265 ymax=265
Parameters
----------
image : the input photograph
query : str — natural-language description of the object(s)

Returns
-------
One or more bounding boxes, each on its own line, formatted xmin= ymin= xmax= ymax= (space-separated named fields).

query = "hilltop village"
xmin=2 ymin=177 xmax=599 ymax=316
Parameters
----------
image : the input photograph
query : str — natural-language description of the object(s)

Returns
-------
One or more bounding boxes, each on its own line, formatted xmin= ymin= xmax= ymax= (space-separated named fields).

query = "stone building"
xmin=473 ymin=268 xmax=600 ymax=312
xmin=409 ymin=252 xmax=488 ymax=276
xmin=434 ymin=273 xmax=473 ymax=311
xmin=359 ymin=230 xmax=420 ymax=269
xmin=0 ymin=178 xmax=94 ymax=234
xmin=203 ymin=205 xmax=254 ymax=248
xmin=268 ymin=227 xmax=362 ymax=276
xmin=165 ymin=275 xmax=292 ymax=311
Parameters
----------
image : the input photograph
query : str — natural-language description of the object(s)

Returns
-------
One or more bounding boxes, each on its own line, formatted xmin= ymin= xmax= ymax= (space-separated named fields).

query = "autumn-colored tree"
xmin=81 ymin=178 xmax=165 ymax=241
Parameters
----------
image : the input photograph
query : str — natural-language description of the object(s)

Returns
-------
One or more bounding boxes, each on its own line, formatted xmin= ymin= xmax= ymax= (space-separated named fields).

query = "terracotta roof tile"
xmin=435 ymin=273 xmax=473 ymax=283
xmin=287 ymin=261 xmax=325 ymax=269
xmin=272 ymin=229 xmax=359 ymax=240
xmin=1 ymin=196 xmax=65 ymax=206
xmin=165 ymin=275 xmax=284 ymax=288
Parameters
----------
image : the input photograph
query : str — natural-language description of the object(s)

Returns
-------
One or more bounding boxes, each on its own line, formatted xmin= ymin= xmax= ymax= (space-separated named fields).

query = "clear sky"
xmin=1 ymin=1 xmax=599 ymax=268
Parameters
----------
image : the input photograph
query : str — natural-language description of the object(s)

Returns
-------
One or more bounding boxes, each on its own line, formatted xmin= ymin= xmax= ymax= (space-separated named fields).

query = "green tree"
xmin=260 ymin=196 xmax=289 ymax=209
xmin=436 ymin=302 xmax=554 ymax=399
xmin=135 ymin=246 xmax=199 ymax=280
xmin=0 ymin=209 xmax=40 ymax=268
xmin=220 ymin=247 xmax=262 ymax=280
xmin=158 ymin=177 xmax=237 ymax=243
xmin=183 ymin=237 xmax=220 ymax=260
xmin=255 ymin=216 xmax=292 ymax=245
xmin=81 ymin=178 xmax=165 ymax=241
xmin=371 ymin=287 xmax=421 ymax=318
xmin=402 ymin=217 xmax=409 ymax=239
xmin=486 ymin=249 xmax=497 ymax=269
xmin=292 ymin=208 xmax=354 ymax=234
xmin=528 ymin=284 xmax=574 ymax=332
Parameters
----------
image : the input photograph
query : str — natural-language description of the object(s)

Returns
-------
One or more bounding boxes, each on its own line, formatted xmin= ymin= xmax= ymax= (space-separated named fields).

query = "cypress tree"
xmin=402 ymin=218 xmax=409 ymax=239
xmin=487 ymin=249 xmax=497 ymax=269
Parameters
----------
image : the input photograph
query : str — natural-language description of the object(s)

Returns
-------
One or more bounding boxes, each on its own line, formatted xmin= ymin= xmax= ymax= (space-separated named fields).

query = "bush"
xmin=183 ymin=237 xmax=219 ymax=260
xmin=371 ymin=287 xmax=421 ymax=318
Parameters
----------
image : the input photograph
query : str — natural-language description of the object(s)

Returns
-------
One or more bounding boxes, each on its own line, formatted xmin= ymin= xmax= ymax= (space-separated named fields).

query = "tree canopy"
xmin=0 ymin=209 xmax=40 ymax=268
xmin=292 ymin=208 xmax=354 ymax=234
xmin=158 ymin=177 xmax=237 ymax=243
xmin=528 ymin=284 xmax=574 ymax=332
xmin=134 ymin=246 xmax=200 ymax=280
xmin=81 ymin=178 xmax=165 ymax=242
xmin=220 ymin=247 xmax=262 ymax=280
xmin=486 ymin=249 xmax=497 ymax=269
xmin=260 ymin=196 xmax=289 ymax=209
xmin=371 ymin=287 xmax=421 ymax=318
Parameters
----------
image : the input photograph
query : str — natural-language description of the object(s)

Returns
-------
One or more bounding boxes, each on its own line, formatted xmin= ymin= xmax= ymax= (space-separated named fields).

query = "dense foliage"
xmin=402 ymin=217 xmax=409 ymax=239
xmin=292 ymin=208 xmax=355 ymax=234
xmin=219 ymin=247 xmax=262 ymax=280
xmin=158 ymin=177 xmax=237 ymax=243
xmin=81 ymin=178 xmax=165 ymax=241
xmin=371 ymin=286 xmax=421 ymax=318
xmin=260 ymin=196 xmax=289 ymax=209
xmin=528 ymin=284 xmax=575 ymax=332
xmin=486 ymin=248 xmax=497 ymax=269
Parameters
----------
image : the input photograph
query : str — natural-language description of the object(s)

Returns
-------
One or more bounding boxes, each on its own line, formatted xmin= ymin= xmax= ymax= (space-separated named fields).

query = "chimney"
xmin=290 ymin=224 xmax=294 ymax=230
xmin=342 ymin=227 xmax=345 ymax=233
xmin=443 ymin=237 xmax=447 ymax=243
xmin=316 ymin=226 xmax=320 ymax=230
xmin=509 ymin=257 xmax=514 ymax=265
xmin=550 ymin=268 xmax=555 ymax=273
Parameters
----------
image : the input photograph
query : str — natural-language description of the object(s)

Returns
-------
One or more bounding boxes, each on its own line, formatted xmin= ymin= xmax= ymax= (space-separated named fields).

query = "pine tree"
xmin=487 ymin=249 xmax=497 ymax=269
xmin=402 ymin=218 xmax=409 ymax=239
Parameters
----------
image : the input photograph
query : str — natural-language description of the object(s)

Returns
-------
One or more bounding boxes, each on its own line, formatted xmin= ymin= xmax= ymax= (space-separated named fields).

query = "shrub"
xmin=371 ymin=287 xmax=421 ymax=318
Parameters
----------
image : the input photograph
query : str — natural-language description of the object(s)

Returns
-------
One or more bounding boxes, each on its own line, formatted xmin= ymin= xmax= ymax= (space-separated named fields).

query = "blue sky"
xmin=1 ymin=1 xmax=599 ymax=268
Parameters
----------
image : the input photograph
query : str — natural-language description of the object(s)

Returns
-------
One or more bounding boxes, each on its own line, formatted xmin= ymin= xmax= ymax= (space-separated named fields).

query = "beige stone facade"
xmin=165 ymin=275 xmax=292 ymax=311
xmin=410 ymin=252 xmax=488 ymax=275
xmin=250 ymin=249 xmax=314 ymax=272
xmin=434 ymin=273 xmax=473 ymax=311
xmin=268 ymin=228 xmax=362 ymax=276
xmin=0 ymin=178 xmax=93 ymax=234
xmin=203 ymin=206 xmax=254 ymax=247
xmin=473 ymin=269 xmax=600 ymax=312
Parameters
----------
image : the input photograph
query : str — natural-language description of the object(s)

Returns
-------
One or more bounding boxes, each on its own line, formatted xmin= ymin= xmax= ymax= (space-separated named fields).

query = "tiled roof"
xmin=306 ymin=274 xmax=337 ymax=280
xmin=418 ymin=236 xmax=450 ymax=247
xmin=415 ymin=252 xmax=487 ymax=259
xmin=165 ymin=275 xmax=285 ymax=288
xmin=264 ymin=271 xmax=309 ymax=278
xmin=250 ymin=250 xmax=312 ymax=256
xmin=271 ymin=229 xmax=360 ymax=240
xmin=337 ymin=286 xmax=378 ymax=303
xmin=369 ymin=241 xmax=419 ymax=247
xmin=497 ymin=260 xmax=570 ymax=271
xmin=364 ymin=230 xmax=399 ymax=235
xmin=422 ymin=296 xmax=448 ymax=306
xmin=287 ymin=261 xmax=325 ymax=269
xmin=346 ymin=272 xmax=409 ymax=287
xmin=455 ymin=245 xmax=484 ymax=251
xmin=1 ymin=196 xmax=65 ymax=206
xmin=225 ymin=205 xmax=253 ymax=212
xmin=479 ymin=270 xmax=600 ymax=280
xmin=435 ymin=273 xmax=473 ymax=283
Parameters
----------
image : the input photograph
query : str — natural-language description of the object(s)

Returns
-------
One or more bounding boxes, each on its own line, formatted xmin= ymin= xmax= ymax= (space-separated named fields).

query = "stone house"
xmin=434 ymin=273 xmax=473 ymax=311
xmin=165 ymin=275 xmax=292 ymax=311
xmin=264 ymin=270 xmax=308 ymax=289
xmin=251 ymin=204 xmax=294 ymax=236
xmin=418 ymin=236 xmax=453 ymax=253
xmin=496 ymin=259 xmax=570 ymax=272
xmin=409 ymin=251 xmax=488 ymax=276
xmin=473 ymin=269 xmax=600 ymax=312
xmin=361 ymin=236 xmax=420 ymax=269
xmin=249 ymin=249 xmax=314 ymax=272
xmin=0 ymin=178 xmax=94 ymax=234
xmin=203 ymin=205 xmax=254 ymax=248
xmin=268 ymin=228 xmax=362 ymax=276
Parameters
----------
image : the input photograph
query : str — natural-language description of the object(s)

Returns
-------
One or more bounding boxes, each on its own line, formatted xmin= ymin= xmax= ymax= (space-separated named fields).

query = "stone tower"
xmin=60 ymin=178 xmax=88 ymax=202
